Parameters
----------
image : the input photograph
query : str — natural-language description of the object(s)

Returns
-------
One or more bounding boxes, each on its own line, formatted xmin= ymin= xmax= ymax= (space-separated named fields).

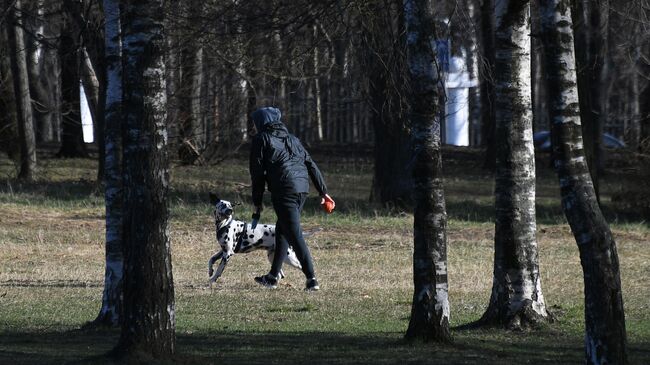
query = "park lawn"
xmin=0 ymin=150 xmax=648 ymax=364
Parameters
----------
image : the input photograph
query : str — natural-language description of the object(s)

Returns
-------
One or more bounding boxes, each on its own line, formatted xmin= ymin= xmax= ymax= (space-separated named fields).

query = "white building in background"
xmin=444 ymin=56 xmax=477 ymax=146
xmin=80 ymin=82 xmax=94 ymax=143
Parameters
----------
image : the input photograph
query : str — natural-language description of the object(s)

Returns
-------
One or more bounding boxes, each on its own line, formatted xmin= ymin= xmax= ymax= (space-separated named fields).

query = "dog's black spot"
xmin=264 ymin=225 xmax=268 ymax=228
xmin=257 ymin=239 xmax=263 ymax=244
xmin=264 ymin=232 xmax=269 ymax=236
xmin=249 ymin=234 xmax=254 ymax=238
xmin=271 ymin=233 xmax=275 ymax=237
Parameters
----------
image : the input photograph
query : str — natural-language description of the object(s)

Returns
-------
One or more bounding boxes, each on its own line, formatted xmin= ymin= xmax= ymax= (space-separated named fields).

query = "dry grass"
xmin=0 ymin=151 xmax=649 ymax=364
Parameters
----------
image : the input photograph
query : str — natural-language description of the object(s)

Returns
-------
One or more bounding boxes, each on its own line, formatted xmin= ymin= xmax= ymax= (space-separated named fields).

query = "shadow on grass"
xmin=0 ymin=178 xmax=100 ymax=204
xmin=3 ymin=327 xmax=648 ymax=365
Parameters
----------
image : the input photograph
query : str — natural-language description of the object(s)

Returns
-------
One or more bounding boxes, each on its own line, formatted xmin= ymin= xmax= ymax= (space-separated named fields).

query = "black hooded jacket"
xmin=250 ymin=107 xmax=327 ymax=206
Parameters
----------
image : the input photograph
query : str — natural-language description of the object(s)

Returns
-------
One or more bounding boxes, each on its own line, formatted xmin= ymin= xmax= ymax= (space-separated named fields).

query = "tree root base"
xmin=475 ymin=300 xmax=553 ymax=331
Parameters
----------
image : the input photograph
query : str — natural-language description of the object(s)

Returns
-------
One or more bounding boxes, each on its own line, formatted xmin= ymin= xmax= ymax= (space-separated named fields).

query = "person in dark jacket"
xmin=249 ymin=106 xmax=334 ymax=291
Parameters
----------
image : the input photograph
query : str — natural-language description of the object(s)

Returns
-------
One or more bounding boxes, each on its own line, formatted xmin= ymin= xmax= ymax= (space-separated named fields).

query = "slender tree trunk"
xmin=176 ymin=33 xmax=202 ymax=164
xmin=480 ymin=0 xmax=496 ymax=169
xmin=236 ymin=59 xmax=249 ymax=142
xmin=191 ymin=46 xmax=205 ymax=150
xmin=7 ymin=0 xmax=37 ymax=181
xmin=640 ymin=1 xmax=650 ymax=154
xmin=27 ymin=0 xmax=59 ymax=143
xmin=532 ymin=37 xmax=548 ymax=132
xmin=628 ymin=62 xmax=640 ymax=150
xmin=479 ymin=0 xmax=548 ymax=329
xmin=313 ymin=24 xmax=324 ymax=141
xmin=112 ymin=0 xmax=175 ymax=359
xmin=466 ymin=0 xmax=481 ymax=145
xmin=57 ymin=15 xmax=87 ymax=158
xmin=93 ymin=0 xmax=123 ymax=328
xmin=0 ymin=28 xmax=20 ymax=159
xmin=164 ymin=0 xmax=182 ymax=156
xmin=403 ymin=0 xmax=451 ymax=342
xmin=363 ymin=1 xmax=413 ymax=207
xmin=334 ymin=35 xmax=345 ymax=144
xmin=641 ymin=47 xmax=650 ymax=154
xmin=538 ymin=1 xmax=627 ymax=363
xmin=80 ymin=47 xmax=106 ymax=182
xmin=572 ymin=0 xmax=607 ymax=201
xmin=63 ymin=0 xmax=106 ymax=178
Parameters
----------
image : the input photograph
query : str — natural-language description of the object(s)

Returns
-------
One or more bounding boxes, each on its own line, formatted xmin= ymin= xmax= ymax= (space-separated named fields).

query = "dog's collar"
xmin=216 ymin=216 xmax=233 ymax=237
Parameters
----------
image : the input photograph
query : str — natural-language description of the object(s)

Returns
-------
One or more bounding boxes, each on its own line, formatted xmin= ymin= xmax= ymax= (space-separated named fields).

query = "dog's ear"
xmin=209 ymin=193 xmax=220 ymax=205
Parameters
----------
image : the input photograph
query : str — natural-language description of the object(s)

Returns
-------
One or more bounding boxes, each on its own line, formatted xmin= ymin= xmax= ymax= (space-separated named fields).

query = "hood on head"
xmin=251 ymin=107 xmax=282 ymax=132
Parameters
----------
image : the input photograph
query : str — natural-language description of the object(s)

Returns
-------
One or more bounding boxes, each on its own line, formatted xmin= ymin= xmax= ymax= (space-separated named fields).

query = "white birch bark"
xmin=93 ymin=0 xmax=123 ymax=327
xmin=466 ymin=0 xmax=481 ymax=144
xmin=538 ymin=1 xmax=627 ymax=363
xmin=404 ymin=0 xmax=451 ymax=342
xmin=115 ymin=0 xmax=175 ymax=357
xmin=480 ymin=0 xmax=548 ymax=329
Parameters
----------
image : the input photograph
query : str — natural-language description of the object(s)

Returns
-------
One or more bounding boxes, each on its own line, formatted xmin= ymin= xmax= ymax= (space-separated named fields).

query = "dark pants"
xmin=269 ymin=192 xmax=315 ymax=279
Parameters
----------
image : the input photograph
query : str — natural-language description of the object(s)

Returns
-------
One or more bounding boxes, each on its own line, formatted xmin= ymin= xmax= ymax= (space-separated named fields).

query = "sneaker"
xmin=254 ymin=274 xmax=278 ymax=289
xmin=305 ymin=277 xmax=320 ymax=291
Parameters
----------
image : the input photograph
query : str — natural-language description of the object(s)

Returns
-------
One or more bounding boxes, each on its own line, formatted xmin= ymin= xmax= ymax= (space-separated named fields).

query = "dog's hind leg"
xmin=285 ymin=247 xmax=303 ymax=271
xmin=266 ymin=250 xmax=286 ymax=279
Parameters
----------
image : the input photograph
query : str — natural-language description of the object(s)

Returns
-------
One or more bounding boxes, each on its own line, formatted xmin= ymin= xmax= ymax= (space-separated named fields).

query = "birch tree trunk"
xmin=27 ymin=0 xmax=59 ymax=143
xmin=466 ymin=0 xmax=481 ymax=145
xmin=93 ymin=0 xmax=123 ymax=328
xmin=113 ymin=0 xmax=175 ymax=358
xmin=403 ymin=0 xmax=451 ymax=342
xmin=538 ymin=1 xmax=627 ymax=363
xmin=480 ymin=0 xmax=548 ymax=329
xmin=572 ymin=0 xmax=607 ymax=201
xmin=7 ymin=0 xmax=37 ymax=181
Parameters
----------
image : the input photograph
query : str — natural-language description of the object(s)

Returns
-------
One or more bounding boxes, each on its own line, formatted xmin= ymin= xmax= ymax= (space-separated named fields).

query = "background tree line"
xmin=2 ymin=0 xmax=648 ymax=205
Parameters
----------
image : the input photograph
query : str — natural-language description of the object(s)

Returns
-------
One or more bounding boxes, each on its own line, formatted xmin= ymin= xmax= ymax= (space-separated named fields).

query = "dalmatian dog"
xmin=207 ymin=193 xmax=302 ymax=285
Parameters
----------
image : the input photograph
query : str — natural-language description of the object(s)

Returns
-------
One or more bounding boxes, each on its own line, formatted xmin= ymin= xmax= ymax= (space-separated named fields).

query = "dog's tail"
xmin=302 ymin=227 xmax=323 ymax=238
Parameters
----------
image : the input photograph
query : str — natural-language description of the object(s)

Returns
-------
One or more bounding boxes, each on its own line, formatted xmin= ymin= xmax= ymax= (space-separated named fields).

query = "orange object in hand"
xmin=321 ymin=194 xmax=335 ymax=214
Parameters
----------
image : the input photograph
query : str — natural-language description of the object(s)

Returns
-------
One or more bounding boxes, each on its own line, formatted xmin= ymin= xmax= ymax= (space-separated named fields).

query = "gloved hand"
xmin=252 ymin=206 xmax=262 ymax=229
xmin=320 ymin=194 xmax=335 ymax=214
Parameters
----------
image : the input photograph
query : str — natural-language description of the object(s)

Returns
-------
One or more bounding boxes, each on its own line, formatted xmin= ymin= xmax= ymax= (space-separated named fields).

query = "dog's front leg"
xmin=208 ymin=251 xmax=224 ymax=279
xmin=209 ymin=251 xmax=233 ymax=284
